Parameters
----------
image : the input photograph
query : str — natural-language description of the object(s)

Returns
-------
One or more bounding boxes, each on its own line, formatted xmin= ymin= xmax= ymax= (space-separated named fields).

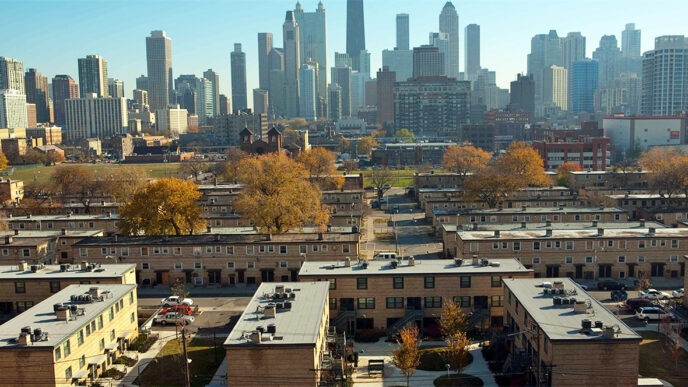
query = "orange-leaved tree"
xmin=296 ymin=147 xmax=344 ymax=190
xmin=556 ymin=162 xmax=582 ymax=187
xmin=356 ymin=136 xmax=378 ymax=156
xmin=391 ymin=325 xmax=421 ymax=387
xmin=495 ymin=141 xmax=550 ymax=187
xmin=638 ymin=147 xmax=688 ymax=202
xmin=464 ymin=165 xmax=520 ymax=208
xmin=234 ymin=153 xmax=329 ymax=234
xmin=119 ymin=178 xmax=205 ymax=236
xmin=442 ymin=145 xmax=491 ymax=181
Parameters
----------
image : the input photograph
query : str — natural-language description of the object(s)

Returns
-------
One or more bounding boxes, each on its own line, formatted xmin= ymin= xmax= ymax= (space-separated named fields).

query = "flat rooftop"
xmin=0 ymin=230 xmax=103 ymax=238
xmin=462 ymin=206 xmax=626 ymax=215
xmin=455 ymin=221 xmax=666 ymax=232
xmin=75 ymin=232 xmax=359 ymax=246
xmin=570 ymin=170 xmax=647 ymax=175
xmin=0 ymin=263 xmax=135 ymax=280
xmin=503 ymin=278 xmax=641 ymax=342
xmin=0 ymin=284 xmax=136 ymax=349
xmin=224 ymin=282 xmax=329 ymax=347
xmin=299 ymin=258 xmax=532 ymax=277
xmin=206 ymin=226 xmax=356 ymax=235
xmin=457 ymin=227 xmax=688 ymax=241
xmin=5 ymin=214 xmax=119 ymax=221
xmin=607 ymin=194 xmax=686 ymax=200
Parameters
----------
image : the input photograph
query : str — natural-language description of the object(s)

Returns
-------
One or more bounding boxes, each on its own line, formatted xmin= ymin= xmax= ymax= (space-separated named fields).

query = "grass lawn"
xmin=639 ymin=331 xmax=688 ymax=386
xmin=9 ymin=162 xmax=183 ymax=184
xmin=433 ymin=374 xmax=484 ymax=387
xmin=135 ymin=336 xmax=224 ymax=387
xmin=417 ymin=346 xmax=473 ymax=371
xmin=373 ymin=232 xmax=394 ymax=240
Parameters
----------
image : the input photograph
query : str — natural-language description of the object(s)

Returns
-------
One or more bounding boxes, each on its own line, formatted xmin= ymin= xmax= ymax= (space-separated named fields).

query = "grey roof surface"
xmin=0 ymin=284 xmax=136 ymax=348
xmin=75 ymin=232 xmax=358 ymax=246
xmin=608 ymin=194 xmax=686 ymax=200
xmin=224 ymin=282 xmax=329 ymax=347
xmin=5 ymin=214 xmax=119 ymax=221
xmin=503 ymin=278 xmax=641 ymax=342
xmin=463 ymin=206 xmax=626 ymax=215
xmin=0 ymin=230 xmax=103 ymax=238
xmin=299 ymin=258 xmax=531 ymax=277
xmin=457 ymin=227 xmax=688 ymax=241
xmin=456 ymin=221 xmax=667 ymax=232
xmin=0 ymin=264 xmax=135 ymax=280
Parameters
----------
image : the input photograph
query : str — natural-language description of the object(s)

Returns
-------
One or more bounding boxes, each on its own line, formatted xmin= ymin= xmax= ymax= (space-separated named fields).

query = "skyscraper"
xmin=283 ymin=11 xmax=300 ymax=117
xmin=358 ymin=50 xmax=371 ymax=78
xmin=572 ymin=59 xmax=598 ymax=114
xmin=253 ymin=88 xmax=269 ymax=115
xmin=175 ymin=75 xmax=199 ymax=114
xmin=335 ymin=52 xmax=353 ymax=68
xmin=0 ymin=57 xmax=25 ymax=92
xmin=331 ymin=66 xmax=352 ymax=117
xmin=196 ymin=77 xmax=213 ymax=124
xmin=527 ymin=30 xmax=562 ymax=116
xmin=382 ymin=50 xmax=413 ymax=82
xmin=0 ymin=89 xmax=28 ymax=128
xmin=429 ymin=33 xmax=450 ymax=77
xmin=146 ymin=30 xmax=173 ymax=111
xmin=294 ymin=1 xmax=327 ymax=111
xmin=396 ymin=13 xmax=409 ymax=51
xmin=203 ymin=69 xmax=220 ymax=116
xmin=64 ymin=94 xmax=128 ymax=142
xmin=136 ymin=75 xmax=148 ymax=91
xmin=231 ymin=43 xmax=247 ymax=111
xmin=219 ymin=94 xmax=231 ymax=115
xmin=78 ymin=55 xmax=108 ymax=97
xmin=641 ymin=36 xmax=688 ymax=115
xmin=592 ymin=35 xmax=622 ymax=87
xmin=562 ymin=32 xmax=586 ymax=110
xmin=346 ymin=0 xmax=365 ymax=71
xmin=107 ymin=78 xmax=125 ymax=98
xmin=413 ymin=46 xmax=445 ymax=78
xmin=299 ymin=64 xmax=317 ymax=121
xmin=327 ymin=83 xmax=342 ymax=121
xmin=464 ymin=24 xmax=480 ymax=81
xmin=52 ymin=75 xmax=78 ymax=126
xmin=622 ymin=23 xmax=641 ymax=58
xmin=133 ymin=89 xmax=149 ymax=110
xmin=268 ymin=48 xmax=285 ymax=118
xmin=542 ymin=65 xmax=568 ymax=111
xmin=376 ymin=66 xmax=396 ymax=124
xmin=439 ymin=2 xmax=459 ymax=78
xmin=24 ymin=68 xmax=50 ymax=123
xmin=509 ymin=74 xmax=535 ymax=123
xmin=257 ymin=33 xmax=273 ymax=91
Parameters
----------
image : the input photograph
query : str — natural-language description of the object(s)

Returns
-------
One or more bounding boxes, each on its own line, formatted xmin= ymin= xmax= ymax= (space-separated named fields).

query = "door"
xmin=208 ymin=270 xmax=221 ymax=284
xmin=161 ymin=271 xmax=169 ymax=284
xmin=575 ymin=264 xmax=584 ymax=279
xmin=681 ymin=262 xmax=685 ymax=277
xmin=237 ymin=270 xmax=245 ymax=284
xmin=261 ymin=270 xmax=275 ymax=282
xmin=228 ymin=275 xmax=236 ymax=286
xmin=474 ymin=296 xmax=489 ymax=310
xmin=340 ymin=298 xmax=354 ymax=311
xmin=184 ymin=270 xmax=193 ymax=283
xmin=407 ymin=297 xmax=422 ymax=310
xmin=651 ymin=263 xmax=665 ymax=277
xmin=290 ymin=269 xmax=298 ymax=281
xmin=155 ymin=271 xmax=163 ymax=284
xmin=546 ymin=265 xmax=559 ymax=277
xmin=627 ymin=263 xmax=636 ymax=278
xmin=598 ymin=264 xmax=612 ymax=278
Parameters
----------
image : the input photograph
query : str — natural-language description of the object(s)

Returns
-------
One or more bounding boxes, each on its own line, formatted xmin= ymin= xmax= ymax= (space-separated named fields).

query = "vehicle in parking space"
xmin=371 ymin=200 xmax=380 ymax=209
xmin=611 ymin=290 xmax=628 ymax=302
xmin=374 ymin=251 xmax=398 ymax=260
xmin=639 ymin=289 xmax=672 ymax=300
xmin=635 ymin=307 xmax=672 ymax=322
xmin=364 ymin=186 xmax=374 ymax=191
xmin=625 ymin=298 xmax=656 ymax=312
xmin=597 ymin=280 xmax=626 ymax=290
xmin=161 ymin=305 xmax=193 ymax=316
xmin=573 ymin=282 xmax=588 ymax=290
xmin=160 ymin=296 xmax=194 ymax=307
xmin=154 ymin=312 xmax=195 ymax=326
xmin=382 ymin=184 xmax=391 ymax=190
xmin=672 ymin=288 xmax=684 ymax=298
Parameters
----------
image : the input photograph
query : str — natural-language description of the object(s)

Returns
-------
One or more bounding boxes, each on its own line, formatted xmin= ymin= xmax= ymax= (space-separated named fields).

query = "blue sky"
xmin=0 ymin=0 xmax=685 ymax=105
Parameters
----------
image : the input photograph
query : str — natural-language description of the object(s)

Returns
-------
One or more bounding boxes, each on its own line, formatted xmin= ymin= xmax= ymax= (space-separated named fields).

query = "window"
xmin=140 ymin=247 xmax=148 ymax=256
xmin=651 ymin=240 xmax=658 ymax=247
xmin=343 ymin=244 xmax=351 ymax=253
xmin=607 ymin=240 xmax=614 ymax=247
xmin=79 ymin=355 xmax=85 ymax=368
xmin=357 ymin=278 xmax=368 ymax=289
xmin=357 ymin=297 xmax=375 ymax=309
xmin=121 ymin=248 xmax=129 ymax=257
xmin=329 ymin=298 xmax=337 ymax=310
xmin=194 ymin=262 xmax=202 ymax=269
xmin=109 ymin=307 xmax=114 ymax=321
xmin=54 ymin=347 xmax=62 ymax=360
xmin=130 ymin=312 xmax=135 ymax=322
xmin=638 ymin=241 xmax=646 ymax=249
xmin=173 ymin=247 xmax=182 ymax=255
xmin=493 ymin=242 xmax=499 ymax=249
xmin=491 ymin=276 xmax=502 ymax=288
xmin=502 ymin=242 xmax=508 ymax=249
xmin=565 ymin=241 xmax=574 ymax=250
xmin=110 ymin=330 xmax=115 ymax=341
xmin=99 ymin=338 xmax=105 ymax=351
xmin=65 ymin=367 xmax=72 ymax=381
xmin=671 ymin=240 xmax=679 ymax=248
xmin=453 ymin=296 xmax=471 ymax=307
xmin=77 ymin=330 xmax=84 ymax=346
xmin=98 ymin=315 xmax=103 ymax=329
xmin=618 ymin=256 xmax=626 ymax=263
xmin=246 ymin=262 xmax=255 ymax=269
xmin=532 ymin=257 xmax=541 ymax=264
xmin=513 ymin=242 xmax=521 ymax=251
xmin=555 ymin=241 xmax=561 ymax=249
xmin=259 ymin=245 xmax=266 ymax=254
xmin=565 ymin=257 xmax=574 ymax=264
xmin=491 ymin=295 xmax=504 ymax=307
xmin=386 ymin=297 xmax=404 ymax=309
xmin=129 ymin=292 xmax=134 ymax=305
xmin=279 ymin=245 xmax=287 ymax=254
xmin=299 ymin=245 xmax=307 ymax=254
xmin=424 ymin=297 xmax=442 ymax=308
xmin=585 ymin=256 xmax=594 ymax=264
xmin=22 ymin=248 xmax=30 ymax=257
xmin=79 ymin=248 xmax=88 ymax=257
xmin=637 ymin=256 xmax=646 ymax=263
xmin=226 ymin=246 xmax=234 ymax=255
xmin=279 ymin=261 xmax=288 ymax=268
xmin=226 ymin=262 xmax=235 ymax=269
xmin=49 ymin=280 xmax=60 ymax=293
xmin=245 ymin=246 xmax=255 ymax=255
xmin=424 ymin=276 xmax=435 ymax=288
xmin=533 ymin=242 xmax=541 ymax=251
xmin=63 ymin=340 xmax=71 ymax=356
xmin=328 ymin=278 xmax=336 ymax=290
xmin=460 ymin=276 xmax=471 ymax=288
xmin=14 ymin=281 xmax=25 ymax=294
xmin=205 ymin=246 xmax=213 ymax=254
xmin=393 ymin=277 xmax=404 ymax=289
xmin=174 ymin=262 xmax=183 ymax=270
xmin=312 ymin=244 xmax=319 ymax=252
xmin=141 ymin=263 xmax=150 ymax=270
xmin=670 ymin=255 xmax=679 ymax=263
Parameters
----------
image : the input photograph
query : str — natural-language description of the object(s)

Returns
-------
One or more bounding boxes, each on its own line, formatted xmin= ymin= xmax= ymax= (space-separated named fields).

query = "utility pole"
xmin=534 ymin=323 xmax=541 ymax=387
xmin=181 ymin=325 xmax=191 ymax=387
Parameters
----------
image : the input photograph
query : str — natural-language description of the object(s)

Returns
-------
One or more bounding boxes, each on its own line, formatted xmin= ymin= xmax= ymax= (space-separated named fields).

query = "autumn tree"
xmin=394 ymin=129 xmax=415 ymax=142
xmin=217 ymin=147 xmax=246 ymax=183
xmin=638 ymin=148 xmax=688 ymax=203
xmin=287 ymin=118 xmax=308 ymax=129
xmin=356 ymin=136 xmax=378 ymax=156
xmin=495 ymin=142 xmax=550 ymax=187
xmin=179 ymin=158 xmax=209 ymax=180
xmin=119 ymin=178 xmax=205 ymax=236
xmin=19 ymin=182 xmax=61 ymax=215
xmin=368 ymin=167 xmax=394 ymax=200
xmin=439 ymin=299 xmax=471 ymax=376
xmin=341 ymin=159 xmax=358 ymax=173
xmin=51 ymin=165 xmax=103 ymax=213
xmin=282 ymin=128 xmax=301 ymax=145
xmin=440 ymin=298 xmax=469 ymax=337
xmin=233 ymin=153 xmax=329 ymax=233
xmin=296 ymin=148 xmax=344 ymax=190
xmin=23 ymin=149 xmax=47 ymax=165
xmin=100 ymin=166 xmax=150 ymax=203
xmin=464 ymin=166 xmax=519 ymax=208
xmin=0 ymin=150 xmax=7 ymax=169
xmin=46 ymin=150 xmax=65 ymax=165
xmin=338 ymin=137 xmax=351 ymax=153
xmin=442 ymin=145 xmax=491 ymax=182
xmin=391 ymin=325 xmax=421 ymax=387
xmin=444 ymin=331 xmax=471 ymax=376
xmin=556 ymin=162 xmax=582 ymax=187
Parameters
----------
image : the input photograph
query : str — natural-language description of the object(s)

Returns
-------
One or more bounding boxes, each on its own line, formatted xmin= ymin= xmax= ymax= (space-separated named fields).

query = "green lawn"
xmin=134 ymin=336 xmax=224 ymax=387
xmin=9 ymin=162 xmax=183 ymax=184
xmin=639 ymin=331 xmax=688 ymax=386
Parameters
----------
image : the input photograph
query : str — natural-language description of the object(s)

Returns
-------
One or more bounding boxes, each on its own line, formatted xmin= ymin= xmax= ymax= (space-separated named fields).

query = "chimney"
xmin=56 ymin=308 xmax=71 ymax=321
xmin=13 ymin=229 xmax=19 ymax=235
xmin=545 ymin=228 xmax=552 ymax=237
xmin=522 ymin=205 xmax=527 ymax=211
xmin=597 ymin=228 xmax=604 ymax=236
xmin=318 ymin=233 xmax=323 ymax=241
xmin=344 ymin=257 xmax=351 ymax=267
xmin=521 ymin=221 xmax=527 ymax=229
xmin=472 ymin=255 xmax=479 ymax=265
xmin=546 ymin=220 xmax=552 ymax=227
xmin=106 ymin=211 xmax=112 ymax=218
xmin=18 ymin=261 xmax=28 ymax=271
xmin=472 ymin=223 xmax=478 ymax=230
xmin=648 ymin=227 xmax=656 ymax=235
xmin=408 ymin=256 xmax=415 ymax=266
xmin=206 ymin=226 xmax=212 ymax=233
xmin=592 ymin=220 xmax=598 ymax=227
xmin=494 ymin=230 xmax=500 ymax=237
xmin=17 ymin=333 xmax=29 ymax=345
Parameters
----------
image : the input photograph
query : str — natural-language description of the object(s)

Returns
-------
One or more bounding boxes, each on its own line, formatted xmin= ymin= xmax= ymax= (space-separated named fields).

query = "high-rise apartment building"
xmin=78 ymin=55 xmax=108 ymax=97
xmin=295 ymin=1 xmax=327 ymax=111
xmin=133 ymin=89 xmax=149 ymax=110
xmin=203 ymin=69 xmax=220 ymax=116
xmin=413 ymin=46 xmax=445 ymax=78
xmin=562 ymin=32 xmax=586 ymax=110
xmin=175 ymin=74 xmax=199 ymax=114
xmin=268 ymin=48 xmax=285 ymax=118
xmin=358 ymin=50 xmax=371 ymax=78
xmin=64 ymin=94 xmax=128 ymax=142
xmin=572 ymin=59 xmax=599 ymax=114
xmin=230 ymin=44 xmax=247 ymax=111
xmin=327 ymin=83 xmax=342 ymax=121
xmin=253 ymin=89 xmax=269 ymax=116
xmin=464 ymin=24 xmax=480 ymax=81
xmin=396 ymin=13 xmax=409 ymax=51
xmin=542 ymin=65 xmax=568 ymax=111
xmin=527 ymin=30 xmax=562 ymax=116
xmin=283 ymin=11 xmax=300 ymax=117
xmin=622 ymin=23 xmax=641 ymax=58
xmin=299 ymin=64 xmax=317 ymax=121
xmin=439 ymin=2 xmax=459 ymax=78
xmin=382 ymin=49 xmax=413 ymax=82
xmin=156 ymin=105 xmax=188 ymax=135
xmin=376 ymin=66 xmax=396 ymax=124
xmin=257 ymin=33 xmax=273 ymax=91
xmin=0 ymin=57 xmax=25 ymax=92
xmin=51 ymin=75 xmax=78 ymax=126
xmin=346 ymin=0 xmax=366 ymax=71
xmin=0 ymin=89 xmax=28 ymax=128
xmin=331 ymin=66 xmax=352 ymax=117
xmin=219 ymin=94 xmax=231 ymax=115
xmin=195 ymin=77 xmax=213 ymax=125
xmin=107 ymin=78 xmax=125 ymax=98
xmin=335 ymin=52 xmax=353 ymax=68
xmin=24 ymin=68 xmax=50 ymax=123
xmin=509 ymin=74 xmax=535 ymax=123
xmin=592 ymin=35 xmax=622 ymax=87
xmin=641 ymin=36 xmax=688 ymax=115
xmin=146 ymin=30 xmax=173 ymax=111
xmin=429 ymin=33 xmax=450 ymax=77
xmin=135 ymin=75 xmax=148 ymax=91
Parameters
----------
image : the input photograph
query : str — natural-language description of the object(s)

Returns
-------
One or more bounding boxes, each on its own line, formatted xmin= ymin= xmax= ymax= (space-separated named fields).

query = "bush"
xmin=114 ymin=356 xmax=137 ymax=367
xmin=129 ymin=333 xmax=159 ymax=353
xmin=433 ymin=373 xmax=483 ymax=386
xmin=101 ymin=368 xmax=125 ymax=380
xmin=418 ymin=347 xmax=473 ymax=371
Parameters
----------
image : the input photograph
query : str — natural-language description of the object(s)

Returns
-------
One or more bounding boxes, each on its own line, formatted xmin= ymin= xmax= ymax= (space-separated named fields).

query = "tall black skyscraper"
xmin=510 ymin=73 xmax=535 ymax=123
xmin=346 ymin=0 xmax=365 ymax=71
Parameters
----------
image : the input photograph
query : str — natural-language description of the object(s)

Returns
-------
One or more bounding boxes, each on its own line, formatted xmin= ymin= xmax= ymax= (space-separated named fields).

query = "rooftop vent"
xmin=472 ymin=223 xmax=478 ymax=230
xmin=454 ymin=258 xmax=463 ymax=267
xmin=263 ymin=304 xmax=276 ymax=318
xmin=361 ymin=260 xmax=368 ymax=269
xmin=592 ymin=220 xmax=598 ymax=227
xmin=597 ymin=228 xmax=604 ymax=236
xmin=573 ymin=300 xmax=589 ymax=313
xmin=521 ymin=205 xmax=527 ymax=211
xmin=480 ymin=258 xmax=489 ymax=266
xmin=552 ymin=280 xmax=564 ymax=289
xmin=589 ymin=327 xmax=603 ymax=336
xmin=546 ymin=220 xmax=552 ymax=227
xmin=521 ymin=221 xmax=527 ymax=229
xmin=18 ymin=261 xmax=28 ymax=271
xmin=390 ymin=260 xmax=398 ymax=269
xmin=408 ymin=256 xmax=415 ymax=266
xmin=493 ymin=230 xmax=500 ymax=237
xmin=60 ymin=264 xmax=69 ymax=272
xmin=541 ymin=281 xmax=553 ymax=288
xmin=267 ymin=324 xmax=276 ymax=334
xmin=490 ymin=261 xmax=501 ymax=267
xmin=639 ymin=219 xmax=645 ymax=227
xmin=275 ymin=285 xmax=285 ymax=294
xmin=472 ymin=255 xmax=479 ymax=265
xmin=581 ymin=318 xmax=592 ymax=331
xmin=344 ymin=257 xmax=351 ymax=267
xmin=545 ymin=228 xmax=552 ymax=237
xmin=648 ymin=227 xmax=656 ymax=236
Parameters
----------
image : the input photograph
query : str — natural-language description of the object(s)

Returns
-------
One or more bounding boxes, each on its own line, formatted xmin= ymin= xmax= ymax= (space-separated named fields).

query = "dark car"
xmin=625 ymin=297 xmax=656 ymax=312
xmin=597 ymin=280 xmax=626 ymax=290
xmin=611 ymin=289 xmax=628 ymax=302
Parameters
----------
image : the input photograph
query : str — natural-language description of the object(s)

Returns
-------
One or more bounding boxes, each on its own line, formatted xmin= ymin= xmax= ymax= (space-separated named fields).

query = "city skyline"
xmin=0 ymin=0 xmax=682 ymax=107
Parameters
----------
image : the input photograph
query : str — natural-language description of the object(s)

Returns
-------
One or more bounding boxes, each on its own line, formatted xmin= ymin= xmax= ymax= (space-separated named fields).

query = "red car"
xmin=161 ymin=305 xmax=192 ymax=316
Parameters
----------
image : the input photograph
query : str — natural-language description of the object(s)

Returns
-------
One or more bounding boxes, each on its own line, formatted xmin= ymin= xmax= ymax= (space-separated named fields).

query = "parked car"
xmin=611 ymin=290 xmax=628 ymax=302
xmin=160 ymin=296 xmax=194 ymax=307
xmin=382 ymin=184 xmax=391 ymax=190
xmin=672 ymin=288 xmax=684 ymax=298
xmin=573 ymin=282 xmax=588 ymax=291
xmin=161 ymin=305 xmax=193 ymax=316
xmin=625 ymin=298 xmax=656 ymax=312
xmin=371 ymin=200 xmax=380 ymax=209
xmin=154 ymin=312 xmax=195 ymax=326
xmin=635 ymin=307 xmax=672 ymax=322
xmin=597 ymin=280 xmax=626 ymax=290
xmin=364 ymin=185 xmax=374 ymax=191
xmin=639 ymin=289 xmax=671 ymax=300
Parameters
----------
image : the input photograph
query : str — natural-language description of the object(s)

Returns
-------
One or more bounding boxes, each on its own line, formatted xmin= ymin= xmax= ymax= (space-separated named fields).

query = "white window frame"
xmin=120 ymin=248 xmax=129 ymax=257
xmin=226 ymin=262 xmax=235 ymax=269
xmin=173 ymin=262 xmax=183 ymax=270
xmin=141 ymin=263 xmax=150 ymax=270
xmin=618 ymin=256 xmax=626 ymax=263
xmin=565 ymin=257 xmax=573 ymax=264
xmin=246 ymin=261 xmax=255 ymax=269
xmin=79 ymin=248 xmax=88 ymax=257
xmin=194 ymin=262 xmax=202 ymax=269
xmin=585 ymin=256 xmax=594 ymax=264
xmin=637 ymin=256 xmax=646 ymax=263
xmin=279 ymin=261 xmax=288 ymax=268
xmin=226 ymin=246 xmax=234 ymax=255
xmin=532 ymin=257 xmax=541 ymax=265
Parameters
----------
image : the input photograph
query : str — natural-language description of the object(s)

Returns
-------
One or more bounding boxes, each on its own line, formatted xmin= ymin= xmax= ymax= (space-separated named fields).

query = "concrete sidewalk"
xmin=107 ymin=331 xmax=179 ymax=387
xmin=137 ymin=284 xmax=258 ymax=298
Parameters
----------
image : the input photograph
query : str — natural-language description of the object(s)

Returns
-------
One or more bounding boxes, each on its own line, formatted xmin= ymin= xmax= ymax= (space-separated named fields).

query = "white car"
xmin=160 ymin=296 xmax=194 ymax=307
xmin=639 ymin=289 xmax=671 ymax=300
xmin=635 ymin=307 xmax=672 ymax=322
xmin=154 ymin=312 xmax=195 ymax=326
xmin=672 ymin=288 xmax=684 ymax=298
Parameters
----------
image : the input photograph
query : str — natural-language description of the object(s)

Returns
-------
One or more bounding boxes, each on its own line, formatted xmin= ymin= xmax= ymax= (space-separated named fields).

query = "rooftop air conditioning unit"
xmin=390 ymin=260 xmax=398 ymax=269
xmin=490 ymin=261 xmax=501 ymax=267
xmin=581 ymin=319 xmax=592 ymax=331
